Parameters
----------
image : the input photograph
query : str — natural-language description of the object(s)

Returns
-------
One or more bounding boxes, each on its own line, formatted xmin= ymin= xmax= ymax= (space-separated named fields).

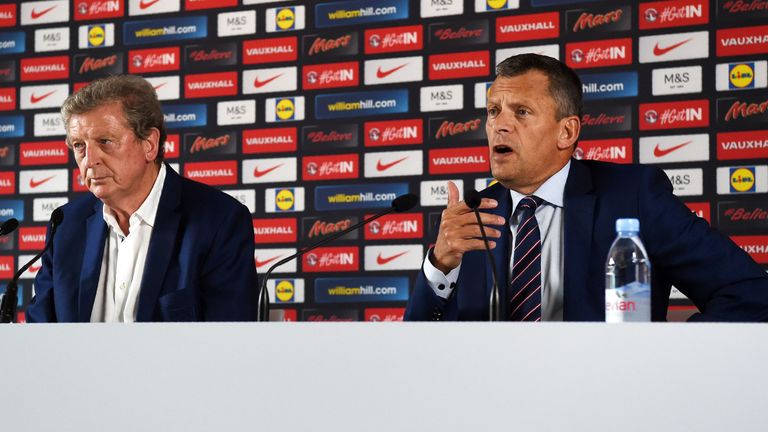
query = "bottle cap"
xmin=616 ymin=218 xmax=640 ymax=233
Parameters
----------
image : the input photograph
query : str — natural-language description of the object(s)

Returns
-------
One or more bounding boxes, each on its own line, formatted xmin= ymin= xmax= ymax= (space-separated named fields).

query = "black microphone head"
xmin=0 ymin=218 xmax=18 ymax=236
xmin=464 ymin=188 xmax=481 ymax=210
xmin=392 ymin=193 xmax=418 ymax=213
xmin=50 ymin=208 xmax=64 ymax=228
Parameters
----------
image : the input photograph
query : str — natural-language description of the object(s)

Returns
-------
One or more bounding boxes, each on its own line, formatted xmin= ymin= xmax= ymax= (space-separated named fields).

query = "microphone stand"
xmin=257 ymin=194 xmax=417 ymax=322
xmin=465 ymin=189 xmax=501 ymax=322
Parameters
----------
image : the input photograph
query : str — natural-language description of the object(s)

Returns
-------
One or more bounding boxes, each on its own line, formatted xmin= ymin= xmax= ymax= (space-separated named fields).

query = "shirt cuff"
xmin=423 ymin=248 xmax=461 ymax=300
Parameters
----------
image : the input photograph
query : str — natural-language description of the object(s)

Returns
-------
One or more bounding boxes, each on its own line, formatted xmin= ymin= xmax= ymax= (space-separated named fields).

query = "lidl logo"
xmin=276 ymin=188 xmax=295 ymax=210
xmin=730 ymin=167 xmax=756 ymax=193
xmin=729 ymin=63 xmax=755 ymax=89
xmin=275 ymin=279 xmax=295 ymax=302
xmin=487 ymin=0 xmax=507 ymax=9
xmin=88 ymin=25 xmax=105 ymax=47
xmin=276 ymin=98 xmax=295 ymax=120
xmin=276 ymin=7 xmax=295 ymax=30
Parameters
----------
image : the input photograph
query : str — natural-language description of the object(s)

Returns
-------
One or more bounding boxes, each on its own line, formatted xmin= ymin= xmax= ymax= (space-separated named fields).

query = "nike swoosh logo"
xmin=29 ymin=175 xmax=56 ymax=189
xmin=31 ymin=6 xmax=57 ymax=19
xmin=153 ymin=82 xmax=167 ymax=90
xmin=255 ymin=255 xmax=280 ymax=267
xmin=653 ymin=140 xmax=692 ymax=157
xmin=254 ymin=74 xmax=283 ymax=88
xmin=254 ymin=164 xmax=283 ymax=178
xmin=29 ymin=265 xmax=42 ymax=273
xmin=376 ymin=251 xmax=408 ymax=265
xmin=376 ymin=157 xmax=408 ymax=172
xmin=653 ymin=39 xmax=692 ymax=57
xmin=30 ymin=90 xmax=57 ymax=104
xmin=376 ymin=64 xmax=407 ymax=79
xmin=139 ymin=0 xmax=161 ymax=9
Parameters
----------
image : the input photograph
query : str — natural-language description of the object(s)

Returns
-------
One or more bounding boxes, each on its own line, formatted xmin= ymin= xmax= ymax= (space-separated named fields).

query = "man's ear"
xmin=557 ymin=116 xmax=581 ymax=150
xmin=143 ymin=128 xmax=160 ymax=162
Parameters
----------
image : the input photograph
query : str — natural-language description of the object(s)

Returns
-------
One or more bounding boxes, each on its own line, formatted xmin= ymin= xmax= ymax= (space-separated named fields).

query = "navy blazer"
xmin=405 ymin=159 xmax=768 ymax=322
xmin=26 ymin=164 xmax=257 ymax=322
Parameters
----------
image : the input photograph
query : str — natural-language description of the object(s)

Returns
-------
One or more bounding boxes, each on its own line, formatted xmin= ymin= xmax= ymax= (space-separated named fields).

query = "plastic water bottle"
xmin=605 ymin=218 xmax=651 ymax=322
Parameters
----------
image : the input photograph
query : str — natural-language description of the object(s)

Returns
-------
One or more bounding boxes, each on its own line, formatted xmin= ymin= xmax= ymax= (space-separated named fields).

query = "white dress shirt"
xmin=90 ymin=164 xmax=166 ymax=323
xmin=423 ymin=161 xmax=571 ymax=321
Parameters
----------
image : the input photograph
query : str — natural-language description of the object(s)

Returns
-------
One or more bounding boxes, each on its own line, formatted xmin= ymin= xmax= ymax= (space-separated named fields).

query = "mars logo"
xmin=365 ymin=25 xmax=422 ymax=54
xmin=566 ymin=38 xmax=632 ymax=69
xmin=304 ymin=32 xmax=358 ymax=57
xmin=303 ymin=246 xmax=358 ymax=272
xmin=185 ymin=133 xmax=235 ymax=156
xmin=722 ymin=97 xmax=768 ymax=123
xmin=639 ymin=0 xmax=707 ymax=30
xmin=128 ymin=47 xmax=179 ymax=73
xmin=303 ymin=62 xmax=358 ymax=90
xmin=365 ymin=119 xmax=422 ymax=147
xmin=568 ymin=7 xmax=629 ymax=34
xmin=365 ymin=213 xmax=423 ymax=240
xmin=302 ymin=154 xmax=358 ymax=180
xmin=75 ymin=53 xmax=121 ymax=78
xmin=432 ymin=117 xmax=484 ymax=141
xmin=303 ymin=216 xmax=358 ymax=240
xmin=730 ymin=167 xmax=756 ymax=193
xmin=639 ymin=100 xmax=709 ymax=130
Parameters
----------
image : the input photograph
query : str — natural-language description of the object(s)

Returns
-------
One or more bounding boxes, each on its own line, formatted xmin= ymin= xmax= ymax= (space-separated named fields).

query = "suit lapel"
xmin=135 ymin=164 xmax=182 ymax=322
xmin=483 ymin=183 xmax=512 ymax=317
xmin=79 ymin=201 xmax=107 ymax=322
xmin=563 ymin=159 xmax=596 ymax=321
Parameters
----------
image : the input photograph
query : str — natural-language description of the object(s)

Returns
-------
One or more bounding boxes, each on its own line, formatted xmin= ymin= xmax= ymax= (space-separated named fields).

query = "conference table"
xmin=2 ymin=322 xmax=765 ymax=431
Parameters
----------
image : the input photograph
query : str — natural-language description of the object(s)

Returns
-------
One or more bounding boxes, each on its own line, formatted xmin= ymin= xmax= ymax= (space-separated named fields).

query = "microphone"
xmin=0 ymin=208 xmax=64 ymax=324
xmin=257 ymin=193 xmax=418 ymax=322
xmin=464 ymin=188 xmax=501 ymax=322
xmin=0 ymin=218 xmax=18 ymax=236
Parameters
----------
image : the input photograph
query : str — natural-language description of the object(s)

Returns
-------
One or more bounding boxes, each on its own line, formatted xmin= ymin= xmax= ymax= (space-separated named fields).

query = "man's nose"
xmin=83 ymin=143 xmax=102 ymax=167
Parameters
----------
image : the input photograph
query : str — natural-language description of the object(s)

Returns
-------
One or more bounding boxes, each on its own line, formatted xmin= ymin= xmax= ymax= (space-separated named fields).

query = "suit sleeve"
xmin=25 ymin=225 xmax=57 ymax=323
xmin=639 ymin=167 xmax=768 ymax=321
xmin=198 ymin=202 xmax=257 ymax=321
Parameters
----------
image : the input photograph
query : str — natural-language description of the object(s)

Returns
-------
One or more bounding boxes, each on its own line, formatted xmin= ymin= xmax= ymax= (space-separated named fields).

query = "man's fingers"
xmin=446 ymin=180 xmax=459 ymax=206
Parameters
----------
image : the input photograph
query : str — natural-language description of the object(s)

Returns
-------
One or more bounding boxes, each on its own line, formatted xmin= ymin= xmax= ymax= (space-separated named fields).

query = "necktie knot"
xmin=516 ymin=196 xmax=542 ymax=218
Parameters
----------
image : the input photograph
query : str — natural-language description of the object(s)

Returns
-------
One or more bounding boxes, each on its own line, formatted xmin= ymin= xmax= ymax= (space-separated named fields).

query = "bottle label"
xmin=605 ymin=282 xmax=651 ymax=322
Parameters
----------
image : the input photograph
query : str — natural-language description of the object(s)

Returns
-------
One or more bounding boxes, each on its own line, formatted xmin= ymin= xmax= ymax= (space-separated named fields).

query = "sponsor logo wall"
xmin=1 ymin=0 xmax=766 ymax=320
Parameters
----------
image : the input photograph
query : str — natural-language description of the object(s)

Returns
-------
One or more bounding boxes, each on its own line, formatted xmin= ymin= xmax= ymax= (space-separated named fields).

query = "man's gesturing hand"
xmin=430 ymin=181 xmax=506 ymax=274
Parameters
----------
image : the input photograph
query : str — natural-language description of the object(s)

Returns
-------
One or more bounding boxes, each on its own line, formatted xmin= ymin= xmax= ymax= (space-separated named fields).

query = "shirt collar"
xmin=102 ymin=163 xmax=166 ymax=234
xmin=509 ymin=160 xmax=571 ymax=211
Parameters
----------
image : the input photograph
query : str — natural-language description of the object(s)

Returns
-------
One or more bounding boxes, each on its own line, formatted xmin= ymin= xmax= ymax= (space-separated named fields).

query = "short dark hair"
xmin=495 ymin=53 xmax=583 ymax=120
xmin=61 ymin=75 xmax=166 ymax=161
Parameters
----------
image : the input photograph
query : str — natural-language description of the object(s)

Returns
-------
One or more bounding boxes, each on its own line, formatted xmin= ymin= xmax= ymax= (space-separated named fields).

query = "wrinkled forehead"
xmin=487 ymin=73 xmax=553 ymax=107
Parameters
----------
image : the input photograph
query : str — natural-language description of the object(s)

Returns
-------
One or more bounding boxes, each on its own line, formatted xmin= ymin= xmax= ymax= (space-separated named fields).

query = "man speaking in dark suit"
xmin=406 ymin=54 xmax=768 ymax=322
xmin=26 ymin=75 xmax=257 ymax=322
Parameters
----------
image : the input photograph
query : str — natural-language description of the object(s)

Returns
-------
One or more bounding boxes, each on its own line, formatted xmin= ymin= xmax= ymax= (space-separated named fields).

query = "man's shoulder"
xmin=175 ymin=170 xmax=247 ymax=214
xmin=58 ymin=193 xmax=100 ymax=222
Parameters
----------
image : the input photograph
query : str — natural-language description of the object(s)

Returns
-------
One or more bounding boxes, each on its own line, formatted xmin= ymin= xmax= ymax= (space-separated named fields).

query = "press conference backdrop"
xmin=0 ymin=0 xmax=766 ymax=322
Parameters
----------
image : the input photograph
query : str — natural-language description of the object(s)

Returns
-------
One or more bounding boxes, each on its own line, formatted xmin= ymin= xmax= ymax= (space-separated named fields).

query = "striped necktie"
xmin=508 ymin=196 xmax=543 ymax=321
